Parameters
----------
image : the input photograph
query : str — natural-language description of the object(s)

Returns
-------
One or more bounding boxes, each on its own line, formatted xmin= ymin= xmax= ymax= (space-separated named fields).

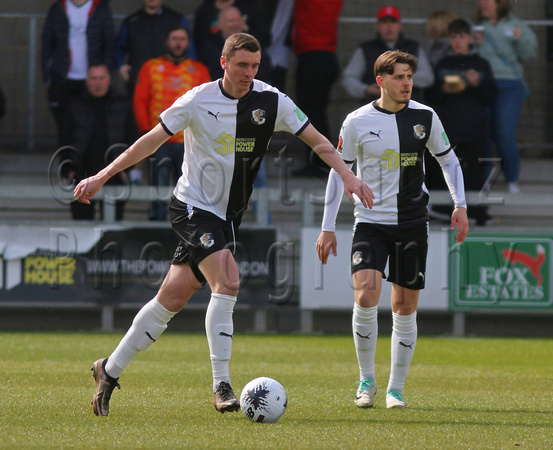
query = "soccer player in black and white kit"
xmin=74 ymin=33 xmax=373 ymax=416
xmin=317 ymin=51 xmax=469 ymax=409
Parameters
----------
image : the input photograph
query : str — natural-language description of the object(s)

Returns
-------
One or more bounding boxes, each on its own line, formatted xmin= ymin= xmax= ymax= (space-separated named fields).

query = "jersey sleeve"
xmin=337 ymin=115 xmax=358 ymax=163
xmin=274 ymin=92 xmax=310 ymax=135
xmin=425 ymin=109 xmax=451 ymax=157
xmin=158 ymin=89 xmax=195 ymax=136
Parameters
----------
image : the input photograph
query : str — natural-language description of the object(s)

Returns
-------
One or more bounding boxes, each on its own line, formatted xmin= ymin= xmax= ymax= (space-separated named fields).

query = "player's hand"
xmin=342 ymin=173 xmax=374 ymax=209
xmin=465 ymin=69 xmax=480 ymax=87
xmin=451 ymin=207 xmax=469 ymax=243
xmin=119 ymin=64 xmax=131 ymax=83
xmin=74 ymin=176 xmax=104 ymax=204
xmin=316 ymin=231 xmax=337 ymax=264
xmin=473 ymin=30 xmax=485 ymax=46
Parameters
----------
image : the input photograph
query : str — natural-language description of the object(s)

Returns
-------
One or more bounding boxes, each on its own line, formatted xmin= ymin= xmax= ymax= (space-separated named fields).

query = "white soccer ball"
xmin=240 ymin=377 xmax=287 ymax=423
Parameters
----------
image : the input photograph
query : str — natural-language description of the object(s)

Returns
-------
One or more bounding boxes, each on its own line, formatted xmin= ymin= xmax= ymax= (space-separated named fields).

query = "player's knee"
xmin=212 ymin=277 xmax=240 ymax=297
xmin=355 ymin=289 xmax=379 ymax=307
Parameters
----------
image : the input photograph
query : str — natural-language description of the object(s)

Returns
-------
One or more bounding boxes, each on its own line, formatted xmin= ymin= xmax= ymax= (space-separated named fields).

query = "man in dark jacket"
xmin=62 ymin=64 xmax=133 ymax=220
xmin=41 ymin=0 xmax=115 ymax=145
xmin=341 ymin=5 xmax=434 ymax=104
xmin=115 ymin=0 xmax=196 ymax=93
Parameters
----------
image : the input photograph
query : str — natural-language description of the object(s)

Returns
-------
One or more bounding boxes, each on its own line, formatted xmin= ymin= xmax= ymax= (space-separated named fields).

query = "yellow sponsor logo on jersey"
xmin=236 ymin=138 xmax=256 ymax=152
xmin=380 ymin=149 xmax=400 ymax=170
xmin=215 ymin=132 xmax=235 ymax=155
xmin=401 ymin=153 xmax=418 ymax=167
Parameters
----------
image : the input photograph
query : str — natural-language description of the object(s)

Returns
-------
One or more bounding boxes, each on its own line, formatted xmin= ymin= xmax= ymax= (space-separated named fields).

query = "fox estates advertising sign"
xmin=450 ymin=233 xmax=553 ymax=310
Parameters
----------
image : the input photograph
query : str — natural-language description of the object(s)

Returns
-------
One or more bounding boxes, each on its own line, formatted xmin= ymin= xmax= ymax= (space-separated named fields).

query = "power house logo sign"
xmin=450 ymin=235 xmax=553 ymax=310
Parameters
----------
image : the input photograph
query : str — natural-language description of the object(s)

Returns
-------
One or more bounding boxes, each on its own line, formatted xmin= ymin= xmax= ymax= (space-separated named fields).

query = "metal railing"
xmin=0 ymin=184 xmax=551 ymax=226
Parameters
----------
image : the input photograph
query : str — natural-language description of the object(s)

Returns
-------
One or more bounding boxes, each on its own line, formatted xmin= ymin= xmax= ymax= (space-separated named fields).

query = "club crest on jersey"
xmin=413 ymin=124 xmax=426 ymax=139
xmin=337 ymin=136 xmax=343 ymax=153
xmin=352 ymin=251 xmax=363 ymax=266
xmin=200 ymin=233 xmax=214 ymax=249
xmin=251 ymin=109 xmax=266 ymax=125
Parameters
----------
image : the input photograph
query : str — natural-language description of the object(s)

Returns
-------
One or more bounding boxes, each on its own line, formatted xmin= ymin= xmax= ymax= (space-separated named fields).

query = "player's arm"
xmin=316 ymin=164 xmax=353 ymax=264
xmin=74 ymin=124 xmax=170 ymax=204
xmin=298 ymin=124 xmax=374 ymax=209
xmin=435 ymin=149 xmax=469 ymax=243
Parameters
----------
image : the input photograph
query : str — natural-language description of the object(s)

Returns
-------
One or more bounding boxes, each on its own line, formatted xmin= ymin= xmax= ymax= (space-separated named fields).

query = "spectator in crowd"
xmin=473 ymin=0 xmax=538 ymax=193
xmin=116 ymin=0 xmax=196 ymax=186
xmin=290 ymin=0 xmax=343 ymax=177
xmin=342 ymin=5 xmax=434 ymax=105
xmin=197 ymin=6 xmax=249 ymax=80
xmin=264 ymin=0 xmax=295 ymax=91
xmin=194 ymin=0 xmax=271 ymax=58
xmin=134 ymin=25 xmax=211 ymax=221
xmin=116 ymin=0 xmax=196 ymax=93
xmin=41 ymin=0 xmax=115 ymax=145
xmin=424 ymin=10 xmax=458 ymax=69
xmin=427 ymin=18 xmax=497 ymax=226
xmin=63 ymin=64 xmax=133 ymax=220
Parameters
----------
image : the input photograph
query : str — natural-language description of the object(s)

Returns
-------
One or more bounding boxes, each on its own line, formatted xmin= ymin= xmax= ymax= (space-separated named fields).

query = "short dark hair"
xmin=87 ymin=63 xmax=110 ymax=74
xmin=374 ymin=50 xmax=418 ymax=77
xmin=448 ymin=18 xmax=472 ymax=35
xmin=165 ymin=24 xmax=189 ymax=41
xmin=222 ymin=32 xmax=261 ymax=60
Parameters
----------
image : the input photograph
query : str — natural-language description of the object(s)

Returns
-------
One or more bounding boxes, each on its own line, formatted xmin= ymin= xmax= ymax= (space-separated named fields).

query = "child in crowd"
xmin=426 ymin=18 xmax=497 ymax=226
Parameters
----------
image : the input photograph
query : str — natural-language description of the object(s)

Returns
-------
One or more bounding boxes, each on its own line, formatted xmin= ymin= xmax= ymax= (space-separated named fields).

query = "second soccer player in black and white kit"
xmin=317 ymin=50 xmax=469 ymax=409
xmin=75 ymin=32 xmax=373 ymax=417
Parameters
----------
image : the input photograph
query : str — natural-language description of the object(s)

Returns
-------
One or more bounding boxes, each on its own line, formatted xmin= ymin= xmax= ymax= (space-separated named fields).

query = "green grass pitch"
xmin=1 ymin=332 xmax=551 ymax=448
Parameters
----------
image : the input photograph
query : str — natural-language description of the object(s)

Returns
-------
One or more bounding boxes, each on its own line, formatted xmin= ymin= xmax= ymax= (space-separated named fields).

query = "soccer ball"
xmin=240 ymin=377 xmax=287 ymax=423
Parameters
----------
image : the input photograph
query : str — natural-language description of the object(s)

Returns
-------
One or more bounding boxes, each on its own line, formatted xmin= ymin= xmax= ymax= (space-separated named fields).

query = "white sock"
xmin=352 ymin=303 xmax=378 ymax=381
xmin=387 ymin=311 xmax=417 ymax=393
xmin=205 ymin=293 xmax=237 ymax=391
xmin=105 ymin=297 xmax=176 ymax=379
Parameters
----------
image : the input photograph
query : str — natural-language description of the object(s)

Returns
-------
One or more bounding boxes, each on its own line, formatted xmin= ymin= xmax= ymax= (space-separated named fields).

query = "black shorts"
xmin=351 ymin=222 xmax=429 ymax=290
xmin=169 ymin=196 xmax=236 ymax=285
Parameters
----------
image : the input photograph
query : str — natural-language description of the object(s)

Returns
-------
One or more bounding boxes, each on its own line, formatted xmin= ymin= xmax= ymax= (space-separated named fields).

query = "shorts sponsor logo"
xmin=200 ymin=233 xmax=214 ymax=249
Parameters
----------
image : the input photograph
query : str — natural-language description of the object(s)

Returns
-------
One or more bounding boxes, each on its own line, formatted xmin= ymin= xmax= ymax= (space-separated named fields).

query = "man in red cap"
xmin=342 ymin=5 xmax=434 ymax=104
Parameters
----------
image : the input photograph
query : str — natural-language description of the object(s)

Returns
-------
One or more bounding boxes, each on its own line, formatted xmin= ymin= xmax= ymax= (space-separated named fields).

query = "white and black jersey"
xmin=159 ymin=79 xmax=309 ymax=221
xmin=335 ymin=100 xmax=465 ymax=226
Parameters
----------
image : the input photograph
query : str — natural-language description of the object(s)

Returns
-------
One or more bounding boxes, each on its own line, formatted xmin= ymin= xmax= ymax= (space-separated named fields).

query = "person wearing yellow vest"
xmin=134 ymin=25 xmax=211 ymax=220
